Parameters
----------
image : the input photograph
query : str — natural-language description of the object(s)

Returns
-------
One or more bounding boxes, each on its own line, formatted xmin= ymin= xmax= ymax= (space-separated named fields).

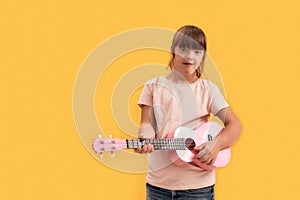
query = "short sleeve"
xmin=138 ymin=82 xmax=153 ymax=107
xmin=206 ymin=81 xmax=230 ymax=115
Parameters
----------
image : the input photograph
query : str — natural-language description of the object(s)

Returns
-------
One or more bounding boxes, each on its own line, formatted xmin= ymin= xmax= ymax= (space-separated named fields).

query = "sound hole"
xmin=185 ymin=138 xmax=195 ymax=150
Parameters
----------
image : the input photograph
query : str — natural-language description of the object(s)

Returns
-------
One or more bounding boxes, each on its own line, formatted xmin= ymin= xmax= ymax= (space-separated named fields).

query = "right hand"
xmin=134 ymin=143 xmax=154 ymax=154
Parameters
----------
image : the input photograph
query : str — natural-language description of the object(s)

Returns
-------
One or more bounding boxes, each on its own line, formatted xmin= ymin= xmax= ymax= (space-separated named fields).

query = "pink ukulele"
xmin=92 ymin=122 xmax=231 ymax=170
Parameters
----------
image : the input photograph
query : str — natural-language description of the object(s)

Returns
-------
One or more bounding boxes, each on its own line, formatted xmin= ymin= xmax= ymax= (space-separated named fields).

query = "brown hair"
xmin=168 ymin=25 xmax=207 ymax=78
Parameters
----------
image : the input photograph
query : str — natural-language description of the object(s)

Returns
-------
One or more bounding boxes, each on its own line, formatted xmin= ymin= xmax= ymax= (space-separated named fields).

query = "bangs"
xmin=171 ymin=26 xmax=206 ymax=51
xmin=177 ymin=35 xmax=204 ymax=50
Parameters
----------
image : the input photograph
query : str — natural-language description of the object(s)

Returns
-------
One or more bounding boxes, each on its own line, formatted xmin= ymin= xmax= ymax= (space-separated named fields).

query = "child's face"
xmin=173 ymin=46 xmax=205 ymax=77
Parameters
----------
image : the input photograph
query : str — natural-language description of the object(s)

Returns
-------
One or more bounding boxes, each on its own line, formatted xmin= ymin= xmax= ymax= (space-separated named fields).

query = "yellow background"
xmin=1 ymin=0 xmax=300 ymax=199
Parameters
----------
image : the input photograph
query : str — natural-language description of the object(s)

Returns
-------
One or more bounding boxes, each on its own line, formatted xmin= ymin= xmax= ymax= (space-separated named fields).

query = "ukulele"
xmin=92 ymin=122 xmax=231 ymax=170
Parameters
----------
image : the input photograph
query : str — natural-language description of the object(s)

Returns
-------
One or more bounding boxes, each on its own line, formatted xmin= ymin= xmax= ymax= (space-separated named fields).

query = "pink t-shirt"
xmin=138 ymin=69 xmax=229 ymax=190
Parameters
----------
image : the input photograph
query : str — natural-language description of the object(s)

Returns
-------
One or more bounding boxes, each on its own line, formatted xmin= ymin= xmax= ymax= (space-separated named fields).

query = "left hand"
xmin=194 ymin=140 xmax=221 ymax=166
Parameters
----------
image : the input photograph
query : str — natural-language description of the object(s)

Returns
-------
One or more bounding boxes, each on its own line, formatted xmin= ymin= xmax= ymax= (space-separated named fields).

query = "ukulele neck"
xmin=126 ymin=138 xmax=187 ymax=150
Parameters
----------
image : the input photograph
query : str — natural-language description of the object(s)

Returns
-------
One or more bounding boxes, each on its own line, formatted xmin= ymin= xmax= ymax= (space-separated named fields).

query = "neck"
xmin=182 ymin=73 xmax=198 ymax=83
xmin=167 ymin=69 xmax=199 ymax=84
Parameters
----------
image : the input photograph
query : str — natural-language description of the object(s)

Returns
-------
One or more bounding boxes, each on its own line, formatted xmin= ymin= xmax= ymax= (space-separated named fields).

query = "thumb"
xmin=194 ymin=144 xmax=205 ymax=151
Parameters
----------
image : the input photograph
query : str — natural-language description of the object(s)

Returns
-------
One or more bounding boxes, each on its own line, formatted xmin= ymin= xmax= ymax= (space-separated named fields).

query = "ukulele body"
xmin=168 ymin=122 xmax=231 ymax=170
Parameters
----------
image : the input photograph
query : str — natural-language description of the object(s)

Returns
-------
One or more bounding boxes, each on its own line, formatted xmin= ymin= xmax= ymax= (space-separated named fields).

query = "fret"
xmin=126 ymin=139 xmax=133 ymax=149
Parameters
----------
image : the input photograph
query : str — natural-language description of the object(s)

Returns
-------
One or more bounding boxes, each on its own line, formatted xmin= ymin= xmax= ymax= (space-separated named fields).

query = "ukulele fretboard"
xmin=126 ymin=138 xmax=187 ymax=150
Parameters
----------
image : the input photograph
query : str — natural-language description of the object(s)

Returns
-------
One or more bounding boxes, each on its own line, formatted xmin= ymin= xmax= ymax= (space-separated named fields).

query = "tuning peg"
xmin=110 ymin=151 xmax=115 ymax=158
xmin=100 ymin=153 xmax=103 ymax=159
xmin=98 ymin=134 xmax=103 ymax=139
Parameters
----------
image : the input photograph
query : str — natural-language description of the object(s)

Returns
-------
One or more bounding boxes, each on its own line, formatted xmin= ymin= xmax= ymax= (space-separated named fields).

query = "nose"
xmin=184 ymin=50 xmax=194 ymax=60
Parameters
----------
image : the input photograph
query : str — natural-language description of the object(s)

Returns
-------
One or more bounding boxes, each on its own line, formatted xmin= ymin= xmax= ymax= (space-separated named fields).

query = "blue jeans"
xmin=146 ymin=183 xmax=215 ymax=200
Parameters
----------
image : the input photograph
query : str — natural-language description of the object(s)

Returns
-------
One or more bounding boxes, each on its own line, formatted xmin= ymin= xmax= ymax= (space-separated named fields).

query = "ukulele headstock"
xmin=92 ymin=135 xmax=127 ymax=158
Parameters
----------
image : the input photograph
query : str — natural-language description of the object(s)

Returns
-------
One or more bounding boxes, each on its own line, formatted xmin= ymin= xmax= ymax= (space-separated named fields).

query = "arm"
xmin=195 ymin=107 xmax=242 ymax=165
xmin=134 ymin=105 xmax=155 ymax=153
xmin=215 ymin=107 xmax=242 ymax=149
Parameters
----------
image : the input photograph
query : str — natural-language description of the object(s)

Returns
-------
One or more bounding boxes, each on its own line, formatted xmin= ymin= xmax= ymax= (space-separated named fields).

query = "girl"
xmin=136 ymin=25 xmax=242 ymax=200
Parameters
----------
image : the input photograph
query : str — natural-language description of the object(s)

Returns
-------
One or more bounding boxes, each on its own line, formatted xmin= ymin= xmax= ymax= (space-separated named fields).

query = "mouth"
xmin=183 ymin=62 xmax=194 ymax=67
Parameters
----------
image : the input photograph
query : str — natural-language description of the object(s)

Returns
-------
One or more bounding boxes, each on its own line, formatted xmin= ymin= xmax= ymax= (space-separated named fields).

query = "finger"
xmin=138 ymin=145 xmax=148 ymax=153
xmin=143 ymin=144 xmax=152 ymax=153
xmin=203 ymin=157 xmax=212 ymax=165
xmin=142 ymin=145 xmax=148 ymax=153
xmin=194 ymin=144 xmax=205 ymax=151
xmin=196 ymin=148 xmax=209 ymax=159
xmin=199 ymin=156 xmax=209 ymax=163
xmin=207 ymin=158 xmax=215 ymax=166
xmin=199 ymin=152 xmax=213 ymax=163
xmin=197 ymin=152 xmax=206 ymax=160
xmin=201 ymin=154 xmax=216 ymax=165
xmin=148 ymin=144 xmax=154 ymax=153
xmin=134 ymin=147 xmax=142 ymax=153
xmin=147 ymin=144 xmax=155 ymax=153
